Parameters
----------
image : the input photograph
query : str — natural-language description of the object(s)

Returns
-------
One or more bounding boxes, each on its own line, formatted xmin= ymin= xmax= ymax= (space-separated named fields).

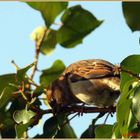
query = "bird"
xmin=46 ymin=59 xmax=120 ymax=111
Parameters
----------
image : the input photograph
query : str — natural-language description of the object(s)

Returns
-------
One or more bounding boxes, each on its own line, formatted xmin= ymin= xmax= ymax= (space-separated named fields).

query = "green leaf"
xmin=120 ymin=78 xmax=136 ymax=98
xmin=117 ymin=101 xmax=131 ymax=137
xmin=127 ymin=110 xmax=138 ymax=133
xmin=80 ymin=125 xmax=96 ymax=138
xmin=33 ymin=86 xmax=44 ymax=97
xmin=17 ymin=62 xmax=35 ymax=81
xmin=9 ymin=97 xmax=27 ymax=113
xmin=40 ymin=29 xmax=57 ymax=55
xmin=40 ymin=60 xmax=65 ymax=87
xmin=1 ymin=126 xmax=16 ymax=138
xmin=112 ymin=123 xmax=121 ymax=139
xmin=35 ymin=114 xmax=74 ymax=138
xmin=0 ymin=74 xmax=16 ymax=94
xmin=15 ymin=124 xmax=28 ymax=138
xmin=36 ymin=114 xmax=76 ymax=138
xmin=129 ymin=125 xmax=140 ymax=138
xmin=120 ymin=72 xmax=135 ymax=91
xmin=0 ymin=109 xmax=15 ymax=129
xmin=27 ymin=2 xmax=68 ymax=27
xmin=132 ymin=85 xmax=140 ymax=122
xmin=13 ymin=109 xmax=36 ymax=124
xmin=15 ymin=121 xmax=32 ymax=138
xmin=122 ymin=2 xmax=140 ymax=32
xmin=56 ymin=123 xmax=77 ymax=138
xmin=31 ymin=27 xmax=57 ymax=55
xmin=116 ymin=81 xmax=139 ymax=137
xmin=57 ymin=5 xmax=103 ymax=48
xmin=0 ymin=86 xmax=16 ymax=108
xmin=38 ymin=117 xmax=58 ymax=138
xmin=95 ymin=124 xmax=113 ymax=138
xmin=121 ymin=55 xmax=140 ymax=74
xmin=81 ymin=113 xmax=105 ymax=138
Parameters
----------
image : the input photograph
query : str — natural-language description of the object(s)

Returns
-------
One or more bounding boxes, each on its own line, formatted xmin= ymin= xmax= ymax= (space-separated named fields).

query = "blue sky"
xmin=0 ymin=1 xmax=140 ymax=138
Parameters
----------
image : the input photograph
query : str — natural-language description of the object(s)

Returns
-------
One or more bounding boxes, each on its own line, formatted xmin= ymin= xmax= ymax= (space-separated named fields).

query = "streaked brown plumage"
xmin=47 ymin=59 xmax=120 ymax=110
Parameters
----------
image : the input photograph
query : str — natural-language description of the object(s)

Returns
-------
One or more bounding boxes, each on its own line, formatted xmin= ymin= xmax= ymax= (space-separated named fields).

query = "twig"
xmin=11 ymin=60 xmax=19 ymax=72
xmin=61 ymin=113 xmax=79 ymax=128
xmin=11 ymin=60 xmax=39 ymax=88
xmin=28 ymin=77 xmax=39 ymax=88
xmin=104 ymin=113 xmax=110 ymax=124
xmin=30 ymin=28 xmax=48 ymax=80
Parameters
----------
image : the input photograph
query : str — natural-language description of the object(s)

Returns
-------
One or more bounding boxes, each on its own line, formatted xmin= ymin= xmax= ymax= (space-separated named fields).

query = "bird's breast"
xmin=68 ymin=77 xmax=120 ymax=107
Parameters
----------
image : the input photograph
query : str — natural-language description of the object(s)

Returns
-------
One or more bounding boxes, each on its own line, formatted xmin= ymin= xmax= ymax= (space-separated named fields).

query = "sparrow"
xmin=46 ymin=59 xmax=120 ymax=111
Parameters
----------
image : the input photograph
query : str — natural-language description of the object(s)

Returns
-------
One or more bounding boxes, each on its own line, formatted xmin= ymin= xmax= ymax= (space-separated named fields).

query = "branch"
xmin=30 ymin=28 xmax=48 ymax=80
xmin=62 ymin=106 xmax=116 ymax=114
xmin=31 ymin=105 xmax=116 ymax=116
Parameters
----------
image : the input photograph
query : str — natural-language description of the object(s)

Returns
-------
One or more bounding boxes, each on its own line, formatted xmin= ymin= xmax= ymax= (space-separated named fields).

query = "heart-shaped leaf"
xmin=13 ymin=109 xmax=36 ymax=124
xmin=57 ymin=5 xmax=103 ymax=48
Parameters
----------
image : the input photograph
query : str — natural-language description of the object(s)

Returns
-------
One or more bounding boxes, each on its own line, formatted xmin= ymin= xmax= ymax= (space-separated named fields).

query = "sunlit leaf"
xmin=116 ymin=81 xmax=139 ymax=137
xmin=31 ymin=26 xmax=57 ymax=56
xmin=57 ymin=5 xmax=103 ymax=48
xmin=27 ymin=2 xmax=68 ymax=27
xmin=13 ymin=109 xmax=36 ymax=124
xmin=117 ymin=96 xmax=131 ymax=137
xmin=30 ymin=26 xmax=46 ymax=42
xmin=112 ymin=123 xmax=121 ymax=139
xmin=40 ymin=60 xmax=65 ymax=87
xmin=120 ymin=72 xmax=135 ymax=91
xmin=132 ymin=85 xmax=140 ymax=122
xmin=122 ymin=2 xmax=140 ymax=32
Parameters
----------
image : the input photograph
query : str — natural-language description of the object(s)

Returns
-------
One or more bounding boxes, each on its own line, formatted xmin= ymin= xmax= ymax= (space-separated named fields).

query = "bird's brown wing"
xmin=61 ymin=59 xmax=117 ymax=81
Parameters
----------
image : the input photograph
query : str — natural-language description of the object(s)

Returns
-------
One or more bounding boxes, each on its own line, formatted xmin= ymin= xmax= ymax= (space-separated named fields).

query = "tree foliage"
xmin=0 ymin=2 xmax=140 ymax=138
